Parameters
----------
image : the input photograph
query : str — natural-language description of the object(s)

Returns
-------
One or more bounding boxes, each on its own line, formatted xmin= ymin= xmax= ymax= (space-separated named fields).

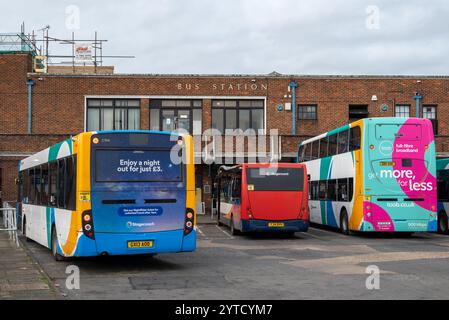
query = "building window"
xmin=86 ymin=99 xmax=140 ymax=131
xmin=423 ymin=105 xmax=438 ymax=135
xmin=298 ymin=105 xmax=317 ymax=120
xmin=149 ymin=100 xmax=202 ymax=135
xmin=395 ymin=105 xmax=410 ymax=118
xmin=211 ymin=100 xmax=264 ymax=134
xmin=349 ymin=105 xmax=368 ymax=121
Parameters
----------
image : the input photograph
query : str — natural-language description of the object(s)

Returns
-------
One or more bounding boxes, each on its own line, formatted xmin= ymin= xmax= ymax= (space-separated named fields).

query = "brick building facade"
xmin=1 ymin=53 xmax=449 ymax=210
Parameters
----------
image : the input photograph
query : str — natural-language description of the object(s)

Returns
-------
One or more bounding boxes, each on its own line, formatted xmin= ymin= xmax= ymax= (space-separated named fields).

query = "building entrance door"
xmin=162 ymin=109 xmax=191 ymax=132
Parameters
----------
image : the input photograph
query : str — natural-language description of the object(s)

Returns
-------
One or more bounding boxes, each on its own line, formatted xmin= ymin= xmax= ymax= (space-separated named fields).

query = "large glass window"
xmin=87 ymin=99 xmax=140 ymax=131
xmin=298 ymin=105 xmax=317 ymax=120
xmin=211 ymin=100 xmax=264 ymax=134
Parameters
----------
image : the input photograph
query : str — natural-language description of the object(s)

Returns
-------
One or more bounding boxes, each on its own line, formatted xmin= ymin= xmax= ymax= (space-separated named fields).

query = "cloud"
xmin=1 ymin=0 xmax=448 ymax=74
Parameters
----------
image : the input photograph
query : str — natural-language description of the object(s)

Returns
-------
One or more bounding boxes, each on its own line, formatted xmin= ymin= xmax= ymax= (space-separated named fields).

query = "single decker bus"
xmin=215 ymin=163 xmax=309 ymax=235
xmin=298 ymin=117 xmax=437 ymax=234
xmin=18 ymin=131 xmax=196 ymax=260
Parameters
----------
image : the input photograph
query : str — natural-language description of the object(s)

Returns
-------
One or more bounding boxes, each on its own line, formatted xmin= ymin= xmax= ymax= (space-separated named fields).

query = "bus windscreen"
xmin=95 ymin=149 xmax=182 ymax=182
xmin=246 ymin=167 xmax=304 ymax=191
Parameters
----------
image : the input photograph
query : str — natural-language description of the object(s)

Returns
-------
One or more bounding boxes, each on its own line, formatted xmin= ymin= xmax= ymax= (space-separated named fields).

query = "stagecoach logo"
xmin=127 ymin=221 xmax=155 ymax=228
xmin=379 ymin=140 xmax=393 ymax=156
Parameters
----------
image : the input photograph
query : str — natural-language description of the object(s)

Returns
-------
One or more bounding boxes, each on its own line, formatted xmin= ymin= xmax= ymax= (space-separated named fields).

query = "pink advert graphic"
xmin=364 ymin=201 xmax=395 ymax=232
xmin=392 ymin=119 xmax=436 ymax=212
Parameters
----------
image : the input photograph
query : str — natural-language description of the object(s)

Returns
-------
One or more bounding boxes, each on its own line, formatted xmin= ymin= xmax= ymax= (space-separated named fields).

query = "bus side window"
xmin=49 ymin=161 xmax=58 ymax=206
xmin=338 ymin=130 xmax=349 ymax=154
xmin=348 ymin=178 xmax=354 ymax=202
xmin=57 ymin=159 xmax=66 ymax=208
xmin=303 ymin=143 xmax=310 ymax=161
xmin=337 ymin=178 xmax=348 ymax=202
xmin=437 ymin=170 xmax=449 ymax=201
xmin=318 ymin=181 xmax=326 ymax=200
xmin=41 ymin=164 xmax=50 ymax=206
xmin=311 ymin=141 xmax=320 ymax=160
xmin=35 ymin=166 xmax=42 ymax=205
xmin=327 ymin=180 xmax=337 ymax=201
xmin=232 ymin=178 xmax=241 ymax=202
xmin=319 ymin=137 xmax=329 ymax=158
xmin=328 ymin=134 xmax=337 ymax=156
xmin=22 ymin=170 xmax=29 ymax=203
xmin=29 ymin=168 xmax=35 ymax=204
xmin=349 ymin=126 xmax=361 ymax=151
xmin=298 ymin=145 xmax=304 ymax=162
xmin=66 ymin=156 xmax=77 ymax=211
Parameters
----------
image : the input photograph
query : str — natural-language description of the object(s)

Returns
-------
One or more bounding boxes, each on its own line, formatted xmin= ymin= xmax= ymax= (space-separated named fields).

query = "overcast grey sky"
xmin=3 ymin=0 xmax=449 ymax=74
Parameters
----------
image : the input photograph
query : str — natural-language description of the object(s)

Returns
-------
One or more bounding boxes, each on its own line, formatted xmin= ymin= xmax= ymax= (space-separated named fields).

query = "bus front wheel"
xmin=438 ymin=212 xmax=449 ymax=234
xmin=51 ymin=227 xmax=65 ymax=261
xmin=340 ymin=210 xmax=350 ymax=236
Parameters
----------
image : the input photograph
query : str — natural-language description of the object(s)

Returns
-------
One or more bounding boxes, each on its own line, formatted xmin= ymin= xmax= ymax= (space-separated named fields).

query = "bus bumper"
xmin=241 ymin=219 xmax=309 ymax=233
xmin=73 ymin=229 xmax=196 ymax=257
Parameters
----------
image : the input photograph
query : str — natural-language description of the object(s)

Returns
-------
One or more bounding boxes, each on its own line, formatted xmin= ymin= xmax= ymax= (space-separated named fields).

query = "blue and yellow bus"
xmin=298 ymin=117 xmax=437 ymax=234
xmin=18 ymin=131 xmax=196 ymax=260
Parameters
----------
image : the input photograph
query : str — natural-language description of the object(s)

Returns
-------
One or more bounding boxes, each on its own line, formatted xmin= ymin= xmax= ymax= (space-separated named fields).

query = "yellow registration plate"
xmin=127 ymin=240 xmax=153 ymax=249
xmin=268 ymin=222 xmax=285 ymax=228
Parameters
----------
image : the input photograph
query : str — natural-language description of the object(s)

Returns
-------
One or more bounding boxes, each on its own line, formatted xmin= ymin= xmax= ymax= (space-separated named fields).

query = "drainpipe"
xmin=289 ymin=81 xmax=298 ymax=135
xmin=27 ymin=79 xmax=34 ymax=134
xmin=414 ymin=92 xmax=422 ymax=118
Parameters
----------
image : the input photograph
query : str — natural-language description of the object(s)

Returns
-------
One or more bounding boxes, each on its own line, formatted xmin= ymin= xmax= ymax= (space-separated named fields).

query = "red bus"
xmin=215 ymin=163 xmax=309 ymax=235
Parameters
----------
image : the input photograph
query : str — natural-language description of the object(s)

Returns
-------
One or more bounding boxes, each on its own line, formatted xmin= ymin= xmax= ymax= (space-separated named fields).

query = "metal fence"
xmin=1 ymin=202 xmax=19 ymax=247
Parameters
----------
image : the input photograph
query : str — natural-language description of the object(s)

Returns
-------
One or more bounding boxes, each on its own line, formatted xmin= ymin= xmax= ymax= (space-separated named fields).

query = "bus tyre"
xmin=51 ymin=227 xmax=65 ymax=262
xmin=340 ymin=210 xmax=350 ymax=236
xmin=230 ymin=217 xmax=239 ymax=236
xmin=438 ymin=212 xmax=449 ymax=234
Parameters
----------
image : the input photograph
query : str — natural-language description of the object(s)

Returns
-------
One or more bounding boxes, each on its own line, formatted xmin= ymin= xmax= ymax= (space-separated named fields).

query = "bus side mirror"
xmin=307 ymin=175 xmax=311 ymax=181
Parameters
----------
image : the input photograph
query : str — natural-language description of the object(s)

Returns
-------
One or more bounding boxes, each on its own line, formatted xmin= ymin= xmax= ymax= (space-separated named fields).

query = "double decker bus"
xmin=215 ymin=163 xmax=309 ymax=235
xmin=436 ymin=158 xmax=449 ymax=234
xmin=298 ymin=117 xmax=437 ymax=234
xmin=18 ymin=131 xmax=196 ymax=260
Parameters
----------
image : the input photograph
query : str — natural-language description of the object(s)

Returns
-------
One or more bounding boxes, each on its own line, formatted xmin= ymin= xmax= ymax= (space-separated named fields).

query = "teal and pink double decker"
xmin=299 ymin=117 xmax=437 ymax=234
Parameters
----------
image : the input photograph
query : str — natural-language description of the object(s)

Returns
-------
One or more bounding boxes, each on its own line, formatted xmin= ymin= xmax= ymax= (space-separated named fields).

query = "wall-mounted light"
xmin=371 ymin=95 xmax=378 ymax=101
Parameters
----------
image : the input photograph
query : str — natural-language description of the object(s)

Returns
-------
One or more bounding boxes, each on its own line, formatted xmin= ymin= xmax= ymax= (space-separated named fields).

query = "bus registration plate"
xmin=128 ymin=240 xmax=153 ymax=249
xmin=268 ymin=222 xmax=285 ymax=228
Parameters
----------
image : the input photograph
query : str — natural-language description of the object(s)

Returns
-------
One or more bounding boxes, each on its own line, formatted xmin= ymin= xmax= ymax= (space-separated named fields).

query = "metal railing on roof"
xmin=0 ymin=33 xmax=39 ymax=55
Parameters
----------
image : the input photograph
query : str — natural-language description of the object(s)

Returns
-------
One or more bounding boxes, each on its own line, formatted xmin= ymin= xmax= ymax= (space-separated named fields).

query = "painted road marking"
xmin=281 ymin=251 xmax=449 ymax=275
xmin=215 ymin=225 xmax=234 ymax=239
